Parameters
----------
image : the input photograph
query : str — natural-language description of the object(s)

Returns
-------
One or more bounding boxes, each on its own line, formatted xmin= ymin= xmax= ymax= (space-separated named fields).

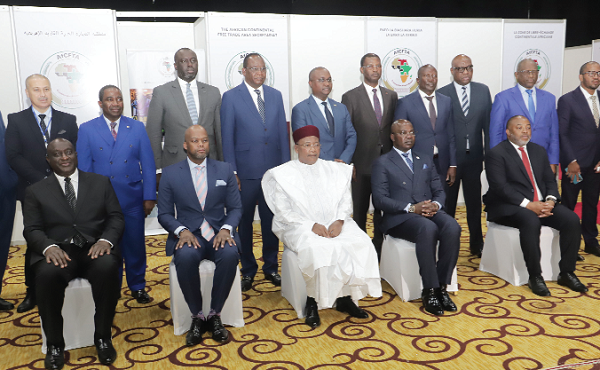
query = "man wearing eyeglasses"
xmin=437 ymin=55 xmax=492 ymax=258
xmin=489 ymin=58 xmax=559 ymax=172
xmin=557 ymin=61 xmax=600 ymax=258
xmin=221 ymin=53 xmax=290 ymax=292
xmin=341 ymin=53 xmax=398 ymax=260
xmin=291 ymin=67 xmax=357 ymax=165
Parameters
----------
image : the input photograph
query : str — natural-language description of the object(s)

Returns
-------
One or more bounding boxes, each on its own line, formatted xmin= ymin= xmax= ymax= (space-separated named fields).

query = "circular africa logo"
xmin=514 ymin=49 xmax=551 ymax=90
xmin=41 ymin=51 xmax=92 ymax=109
xmin=224 ymin=51 xmax=274 ymax=90
xmin=381 ymin=48 xmax=422 ymax=96
xmin=158 ymin=56 xmax=175 ymax=78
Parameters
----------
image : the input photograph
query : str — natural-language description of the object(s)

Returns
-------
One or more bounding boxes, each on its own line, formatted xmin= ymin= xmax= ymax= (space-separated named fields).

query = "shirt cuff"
xmin=449 ymin=166 xmax=457 ymax=168
xmin=99 ymin=238 xmax=114 ymax=248
xmin=520 ymin=198 xmax=530 ymax=208
xmin=221 ymin=224 xmax=233 ymax=233
xmin=433 ymin=201 xmax=442 ymax=210
xmin=42 ymin=244 xmax=59 ymax=256
xmin=404 ymin=203 xmax=412 ymax=213
xmin=156 ymin=168 xmax=162 ymax=174
xmin=175 ymin=226 xmax=188 ymax=237
xmin=546 ymin=195 xmax=557 ymax=203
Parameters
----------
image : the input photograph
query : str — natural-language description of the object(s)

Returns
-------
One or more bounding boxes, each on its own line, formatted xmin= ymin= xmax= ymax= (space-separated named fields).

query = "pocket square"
xmin=58 ymin=129 xmax=66 ymax=134
xmin=423 ymin=164 xmax=428 ymax=170
xmin=216 ymin=179 xmax=227 ymax=186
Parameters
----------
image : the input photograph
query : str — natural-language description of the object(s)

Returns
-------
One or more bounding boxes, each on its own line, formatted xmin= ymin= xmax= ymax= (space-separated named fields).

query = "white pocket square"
xmin=216 ymin=179 xmax=227 ymax=186
xmin=57 ymin=129 xmax=66 ymax=134
xmin=423 ymin=163 xmax=428 ymax=169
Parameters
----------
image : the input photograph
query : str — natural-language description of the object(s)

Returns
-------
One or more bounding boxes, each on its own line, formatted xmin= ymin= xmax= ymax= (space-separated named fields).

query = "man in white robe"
xmin=262 ymin=125 xmax=382 ymax=328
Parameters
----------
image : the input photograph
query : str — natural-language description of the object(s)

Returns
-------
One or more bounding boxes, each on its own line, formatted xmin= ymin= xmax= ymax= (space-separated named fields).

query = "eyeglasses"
xmin=517 ymin=70 xmax=539 ymax=75
xmin=363 ymin=64 xmax=382 ymax=70
xmin=583 ymin=71 xmax=600 ymax=77
xmin=298 ymin=142 xmax=321 ymax=148
xmin=452 ymin=65 xmax=473 ymax=73
xmin=313 ymin=78 xmax=333 ymax=83
xmin=247 ymin=67 xmax=266 ymax=73
xmin=394 ymin=131 xmax=416 ymax=136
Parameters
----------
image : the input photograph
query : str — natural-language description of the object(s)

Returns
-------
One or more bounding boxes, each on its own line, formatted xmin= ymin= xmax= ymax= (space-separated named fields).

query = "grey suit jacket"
xmin=437 ymin=81 xmax=492 ymax=165
xmin=146 ymin=79 xmax=222 ymax=168
xmin=342 ymin=84 xmax=398 ymax=175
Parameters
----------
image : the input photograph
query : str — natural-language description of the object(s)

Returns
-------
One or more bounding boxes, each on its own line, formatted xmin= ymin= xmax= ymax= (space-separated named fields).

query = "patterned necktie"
xmin=194 ymin=166 xmax=215 ymax=241
xmin=591 ymin=95 xmax=600 ymax=128
xmin=526 ymin=90 xmax=535 ymax=124
xmin=372 ymin=88 xmax=382 ymax=126
xmin=255 ymin=90 xmax=265 ymax=123
xmin=461 ymin=86 xmax=469 ymax=116
xmin=518 ymin=147 xmax=539 ymax=202
xmin=110 ymin=122 xmax=117 ymax=141
xmin=186 ymin=83 xmax=199 ymax=125
xmin=322 ymin=102 xmax=335 ymax=136
xmin=401 ymin=152 xmax=413 ymax=172
xmin=64 ymin=177 xmax=87 ymax=247
xmin=425 ymin=96 xmax=436 ymax=129
xmin=39 ymin=114 xmax=50 ymax=143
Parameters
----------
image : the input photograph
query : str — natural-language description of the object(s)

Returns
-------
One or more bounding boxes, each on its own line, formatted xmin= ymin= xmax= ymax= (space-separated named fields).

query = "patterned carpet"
xmin=1 ymin=207 xmax=600 ymax=370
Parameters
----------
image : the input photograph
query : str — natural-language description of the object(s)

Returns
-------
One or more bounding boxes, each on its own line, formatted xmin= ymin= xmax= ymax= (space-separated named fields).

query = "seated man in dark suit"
xmin=372 ymin=120 xmax=461 ymax=316
xmin=23 ymin=138 xmax=124 ymax=370
xmin=483 ymin=115 xmax=587 ymax=296
xmin=158 ymin=125 xmax=242 ymax=345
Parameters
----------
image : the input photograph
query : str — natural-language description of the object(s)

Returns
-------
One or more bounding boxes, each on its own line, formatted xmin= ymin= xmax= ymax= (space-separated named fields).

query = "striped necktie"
xmin=401 ymin=152 xmax=413 ymax=172
xmin=186 ymin=83 xmax=199 ymax=125
xmin=461 ymin=86 xmax=469 ymax=116
xmin=194 ymin=166 xmax=215 ymax=241
xmin=255 ymin=89 xmax=265 ymax=123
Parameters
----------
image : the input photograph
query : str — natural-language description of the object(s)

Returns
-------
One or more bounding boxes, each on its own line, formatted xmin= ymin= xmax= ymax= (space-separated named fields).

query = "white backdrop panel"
xmin=0 ymin=6 xmax=20 ymax=124
xmin=592 ymin=40 xmax=600 ymax=64
xmin=563 ymin=45 xmax=593 ymax=95
xmin=12 ymin=6 xmax=119 ymax=123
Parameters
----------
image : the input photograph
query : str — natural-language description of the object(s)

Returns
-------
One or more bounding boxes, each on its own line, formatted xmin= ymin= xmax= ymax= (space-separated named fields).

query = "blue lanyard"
xmin=37 ymin=116 xmax=51 ymax=144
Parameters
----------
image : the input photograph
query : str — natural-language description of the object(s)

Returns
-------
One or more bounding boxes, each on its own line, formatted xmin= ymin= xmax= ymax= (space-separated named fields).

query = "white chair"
xmin=281 ymin=247 xmax=307 ymax=318
xmin=479 ymin=171 xmax=561 ymax=286
xmin=169 ymin=260 xmax=245 ymax=335
xmin=41 ymin=278 xmax=95 ymax=354
xmin=380 ymin=236 xmax=458 ymax=302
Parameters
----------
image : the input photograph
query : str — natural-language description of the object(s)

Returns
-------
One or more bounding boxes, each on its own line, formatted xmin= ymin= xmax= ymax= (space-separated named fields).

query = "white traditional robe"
xmin=262 ymin=159 xmax=382 ymax=308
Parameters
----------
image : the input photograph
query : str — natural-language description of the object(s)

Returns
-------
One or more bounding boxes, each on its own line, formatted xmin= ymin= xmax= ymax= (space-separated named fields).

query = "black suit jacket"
xmin=437 ymin=82 xmax=491 ymax=164
xmin=483 ymin=140 xmax=559 ymax=220
xmin=23 ymin=171 xmax=124 ymax=266
xmin=341 ymin=84 xmax=398 ymax=175
xmin=5 ymin=107 xmax=78 ymax=200
xmin=557 ymin=87 xmax=600 ymax=170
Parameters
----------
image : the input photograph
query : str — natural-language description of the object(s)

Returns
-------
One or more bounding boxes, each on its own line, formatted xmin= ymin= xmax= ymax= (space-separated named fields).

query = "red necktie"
xmin=518 ymin=147 xmax=539 ymax=202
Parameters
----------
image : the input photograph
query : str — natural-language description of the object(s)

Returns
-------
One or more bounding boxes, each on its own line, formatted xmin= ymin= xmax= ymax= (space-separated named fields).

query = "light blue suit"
xmin=489 ymin=85 xmax=559 ymax=164
xmin=77 ymin=115 xmax=156 ymax=291
xmin=291 ymin=96 xmax=357 ymax=164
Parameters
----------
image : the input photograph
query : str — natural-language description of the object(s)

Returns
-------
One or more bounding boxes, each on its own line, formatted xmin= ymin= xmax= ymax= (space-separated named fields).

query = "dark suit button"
xmin=265 ymin=142 xmax=268 ymax=145
xmin=100 ymin=147 xmax=103 ymax=150
xmin=264 ymin=128 xmax=267 ymax=131
xmin=110 ymin=161 xmax=113 ymax=164
xmin=73 ymin=224 xmax=76 ymax=227
xmin=46 ymin=169 xmax=51 ymax=172
xmin=126 ymin=175 xmax=129 ymax=178
xmin=124 ymin=160 xmax=127 ymax=163
xmin=111 ymin=176 xmax=114 ymax=179
xmin=130 ymin=144 xmax=133 ymax=147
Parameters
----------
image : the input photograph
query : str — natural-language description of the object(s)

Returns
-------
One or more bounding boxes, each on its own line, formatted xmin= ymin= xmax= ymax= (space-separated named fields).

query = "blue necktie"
xmin=526 ymin=90 xmax=535 ymax=124
xmin=186 ymin=83 xmax=198 ymax=125
xmin=401 ymin=152 xmax=413 ymax=172
xmin=322 ymin=102 xmax=335 ymax=137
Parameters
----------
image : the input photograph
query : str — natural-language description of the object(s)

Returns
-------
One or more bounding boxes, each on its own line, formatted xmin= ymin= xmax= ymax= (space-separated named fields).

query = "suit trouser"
xmin=118 ymin=208 xmax=147 ymax=291
xmin=21 ymin=202 xmax=34 ymax=289
xmin=239 ymin=178 xmax=279 ymax=277
xmin=491 ymin=204 xmax=580 ymax=276
xmin=352 ymin=173 xmax=383 ymax=255
xmin=173 ymin=230 xmax=239 ymax=315
xmin=387 ymin=211 xmax=461 ymax=289
xmin=34 ymin=243 xmax=120 ymax=347
xmin=561 ymin=166 xmax=600 ymax=247
xmin=445 ymin=157 xmax=484 ymax=252
xmin=0 ymin=190 xmax=16 ymax=296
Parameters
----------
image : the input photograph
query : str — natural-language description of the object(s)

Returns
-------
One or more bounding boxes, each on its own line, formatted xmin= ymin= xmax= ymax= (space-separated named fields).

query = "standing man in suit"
xmin=394 ymin=64 xmax=457 ymax=195
xmin=341 ymin=53 xmax=398 ymax=257
xmin=158 ymin=125 xmax=242 ymax=345
xmin=372 ymin=120 xmax=461 ymax=316
xmin=437 ymin=55 xmax=492 ymax=257
xmin=489 ymin=58 xmax=559 ymax=171
xmin=221 ymin=53 xmax=290 ymax=291
xmin=484 ymin=115 xmax=587 ymax=296
xmin=23 ymin=138 xmax=124 ymax=369
xmin=558 ymin=61 xmax=600 ymax=257
xmin=292 ymin=67 xmax=357 ymax=164
xmin=146 ymin=48 xmax=223 ymax=186
xmin=5 ymin=74 xmax=78 ymax=313
xmin=77 ymin=85 xmax=157 ymax=303
xmin=0 ymin=112 xmax=18 ymax=310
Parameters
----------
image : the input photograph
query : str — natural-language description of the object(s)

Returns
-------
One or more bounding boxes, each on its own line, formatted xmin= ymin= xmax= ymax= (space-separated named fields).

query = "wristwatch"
xmin=408 ymin=204 xmax=416 ymax=213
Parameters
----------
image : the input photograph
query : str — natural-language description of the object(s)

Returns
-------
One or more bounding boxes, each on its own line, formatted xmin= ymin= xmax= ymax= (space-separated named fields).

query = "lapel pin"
xmin=127 ymin=126 xmax=130 ymax=128
xmin=416 ymin=156 xmax=420 ymax=159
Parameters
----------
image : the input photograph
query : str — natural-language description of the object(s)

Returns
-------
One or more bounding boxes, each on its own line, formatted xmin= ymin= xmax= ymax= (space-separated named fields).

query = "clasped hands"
xmin=312 ymin=220 xmax=344 ymax=238
xmin=414 ymin=200 xmax=439 ymax=218
xmin=526 ymin=199 xmax=555 ymax=218
xmin=45 ymin=240 xmax=112 ymax=268
xmin=176 ymin=228 xmax=236 ymax=250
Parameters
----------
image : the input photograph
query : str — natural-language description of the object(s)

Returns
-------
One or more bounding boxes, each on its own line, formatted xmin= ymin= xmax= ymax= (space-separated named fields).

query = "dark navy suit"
xmin=291 ymin=96 xmax=357 ymax=164
xmin=158 ymin=158 xmax=242 ymax=314
xmin=77 ymin=115 xmax=156 ymax=291
xmin=221 ymin=82 xmax=290 ymax=278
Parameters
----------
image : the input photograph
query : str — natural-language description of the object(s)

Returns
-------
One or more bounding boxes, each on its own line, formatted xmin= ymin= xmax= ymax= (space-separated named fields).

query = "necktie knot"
xmin=425 ymin=96 xmax=434 ymax=102
xmin=526 ymin=89 xmax=533 ymax=96
xmin=39 ymin=114 xmax=46 ymax=120
xmin=65 ymin=177 xmax=71 ymax=184
xmin=401 ymin=152 xmax=414 ymax=172
xmin=254 ymin=89 xmax=261 ymax=96
xmin=462 ymin=86 xmax=467 ymax=91
xmin=372 ymin=88 xmax=377 ymax=93
xmin=592 ymin=96 xmax=597 ymax=102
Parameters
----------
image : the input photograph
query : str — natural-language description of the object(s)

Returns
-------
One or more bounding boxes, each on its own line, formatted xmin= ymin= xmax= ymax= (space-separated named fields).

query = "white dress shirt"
xmin=103 ymin=115 xmax=121 ymax=133
xmin=177 ymin=77 xmax=200 ymax=114
xmin=244 ymin=80 xmax=264 ymax=113
xmin=363 ymin=82 xmax=384 ymax=112
xmin=579 ymin=85 xmax=599 ymax=117
xmin=517 ymin=83 xmax=537 ymax=111
xmin=453 ymin=81 xmax=471 ymax=105
xmin=312 ymin=95 xmax=334 ymax=121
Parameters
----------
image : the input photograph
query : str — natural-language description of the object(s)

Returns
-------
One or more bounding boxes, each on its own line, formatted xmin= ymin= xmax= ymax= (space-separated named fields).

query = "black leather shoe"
xmin=241 ymin=276 xmax=254 ymax=292
xmin=421 ymin=288 xmax=444 ymax=316
xmin=207 ymin=315 xmax=229 ymax=342
xmin=95 ymin=338 xmax=117 ymax=365
xmin=131 ymin=289 xmax=151 ymax=304
xmin=584 ymin=244 xmax=600 ymax=257
xmin=17 ymin=289 xmax=36 ymax=313
xmin=436 ymin=287 xmax=457 ymax=312
xmin=186 ymin=317 xmax=206 ymax=346
xmin=305 ymin=297 xmax=320 ymax=328
xmin=335 ymin=296 xmax=368 ymax=318
xmin=44 ymin=344 xmax=64 ymax=370
xmin=264 ymin=272 xmax=282 ymax=287
xmin=577 ymin=254 xmax=585 ymax=262
xmin=528 ymin=275 xmax=550 ymax=296
xmin=557 ymin=272 xmax=588 ymax=293
xmin=0 ymin=297 xmax=14 ymax=310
